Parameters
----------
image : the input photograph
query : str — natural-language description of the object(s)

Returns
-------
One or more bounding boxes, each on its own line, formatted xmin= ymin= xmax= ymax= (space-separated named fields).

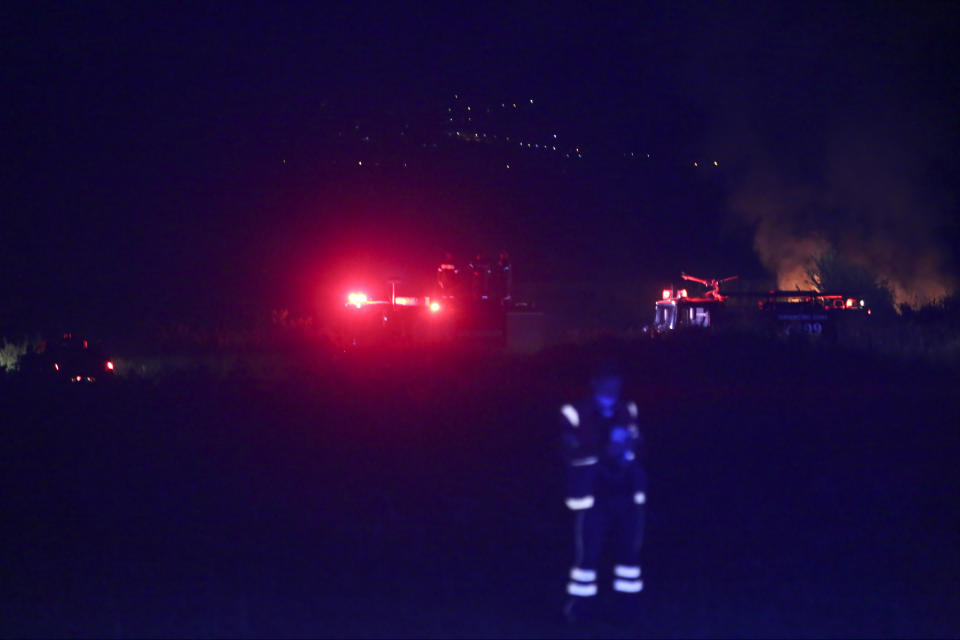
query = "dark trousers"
xmin=568 ymin=492 xmax=645 ymax=597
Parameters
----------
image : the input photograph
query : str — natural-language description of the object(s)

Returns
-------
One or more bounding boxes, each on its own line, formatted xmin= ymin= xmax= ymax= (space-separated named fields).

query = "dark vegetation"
xmin=2 ymin=332 xmax=958 ymax=638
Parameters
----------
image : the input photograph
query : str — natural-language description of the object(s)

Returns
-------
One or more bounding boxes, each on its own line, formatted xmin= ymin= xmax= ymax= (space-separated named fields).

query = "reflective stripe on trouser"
xmin=570 ymin=567 xmax=596 ymax=583
xmin=566 ymin=495 xmax=594 ymax=510
xmin=567 ymin=581 xmax=598 ymax=597
xmin=613 ymin=578 xmax=643 ymax=593
xmin=569 ymin=492 xmax=646 ymax=598
xmin=614 ymin=564 xmax=641 ymax=579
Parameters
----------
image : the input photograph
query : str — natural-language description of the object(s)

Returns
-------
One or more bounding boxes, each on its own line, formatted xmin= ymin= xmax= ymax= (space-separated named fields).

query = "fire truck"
xmin=653 ymin=273 xmax=870 ymax=337
xmin=337 ymin=279 xmax=448 ymax=347
xmin=337 ymin=273 xmax=542 ymax=350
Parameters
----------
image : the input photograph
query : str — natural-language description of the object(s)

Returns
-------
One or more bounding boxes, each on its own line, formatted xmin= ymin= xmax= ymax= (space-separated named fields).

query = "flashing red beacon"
xmin=347 ymin=292 xmax=368 ymax=308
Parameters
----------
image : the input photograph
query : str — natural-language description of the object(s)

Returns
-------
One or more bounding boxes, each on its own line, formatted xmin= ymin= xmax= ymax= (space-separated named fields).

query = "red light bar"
xmin=347 ymin=292 xmax=368 ymax=308
xmin=394 ymin=296 xmax=420 ymax=306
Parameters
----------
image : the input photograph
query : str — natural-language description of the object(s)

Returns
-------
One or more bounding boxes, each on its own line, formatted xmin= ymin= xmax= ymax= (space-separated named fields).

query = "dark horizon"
xmin=3 ymin=2 xmax=959 ymax=335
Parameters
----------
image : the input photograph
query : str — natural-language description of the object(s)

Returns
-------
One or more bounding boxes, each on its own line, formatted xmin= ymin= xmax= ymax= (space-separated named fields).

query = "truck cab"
xmin=654 ymin=288 xmax=723 ymax=332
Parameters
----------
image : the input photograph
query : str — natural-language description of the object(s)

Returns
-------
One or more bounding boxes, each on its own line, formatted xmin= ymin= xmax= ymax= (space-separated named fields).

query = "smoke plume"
xmin=728 ymin=118 xmax=957 ymax=306
xmin=675 ymin=3 xmax=960 ymax=307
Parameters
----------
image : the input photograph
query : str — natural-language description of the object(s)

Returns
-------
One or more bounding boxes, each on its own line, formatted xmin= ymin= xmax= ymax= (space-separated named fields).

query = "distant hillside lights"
xmin=450 ymin=94 xmax=720 ymax=166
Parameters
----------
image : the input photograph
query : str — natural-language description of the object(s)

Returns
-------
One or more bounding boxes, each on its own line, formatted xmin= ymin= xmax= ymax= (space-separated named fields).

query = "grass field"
xmin=2 ymin=334 xmax=958 ymax=637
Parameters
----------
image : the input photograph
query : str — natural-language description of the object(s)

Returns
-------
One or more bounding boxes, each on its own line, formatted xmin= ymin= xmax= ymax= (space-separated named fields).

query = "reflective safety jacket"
xmin=560 ymin=399 xmax=647 ymax=510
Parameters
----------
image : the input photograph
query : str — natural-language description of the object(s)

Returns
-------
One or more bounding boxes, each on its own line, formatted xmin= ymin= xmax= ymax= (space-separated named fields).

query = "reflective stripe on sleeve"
xmin=614 ymin=565 xmax=641 ymax=579
xmin=560 ymin=404 xmax=580 ymax=427
xmin=570 ymin=567 xmax=597 ymax=583
xmin=566 ymin=495 xmax=595 ymax=510
xmin=634 ymin=491 xmax=646 ymax=505
xmin=567 ymin=582 xmax=598 ymax=597
xmin=613 ymin=578 xmax=643 ymax=593
xmin=570 ymin=456 xmax=598 ymax=467
xmin=627 ymin=401 xmax=638 ymax=418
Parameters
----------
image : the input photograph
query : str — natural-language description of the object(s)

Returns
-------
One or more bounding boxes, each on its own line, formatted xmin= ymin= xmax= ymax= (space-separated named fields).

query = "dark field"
xmin=2 ymin=335 xmax=958 ymax=638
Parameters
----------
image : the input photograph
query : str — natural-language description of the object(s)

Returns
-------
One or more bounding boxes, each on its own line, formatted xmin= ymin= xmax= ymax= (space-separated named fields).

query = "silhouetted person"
xmin=560 ymin=360 xmax=647 ymax=624
xmin=467 ymin=252 xmax=492 ymax=300
xmin=437 ymin=252 xmax=460 ymax=295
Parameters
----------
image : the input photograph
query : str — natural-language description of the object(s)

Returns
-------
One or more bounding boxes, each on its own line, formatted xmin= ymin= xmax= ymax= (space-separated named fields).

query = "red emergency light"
xmin=662 ymin=289 xmax=672 ymax=300
xmin=845 ymin=298 xmax=855 ymax=308
xmin=106 ymin=361 xmax=114 ymax=371
xmin=430 ymin=302 xmax=441 ymax=313
xmin=678 ymin=289 xmax=688 ymax=298
xmin=347 ymin=292 xmax=368 ymax=308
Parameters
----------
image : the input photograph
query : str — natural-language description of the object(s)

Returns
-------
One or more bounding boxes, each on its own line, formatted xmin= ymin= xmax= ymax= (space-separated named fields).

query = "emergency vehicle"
xmin=337 ymin=273 xmax=541 ymax=350
xmin=18 ymin=334 xmax=117 ymax=382
xmin=653 ymin=273 xmax=870 ymax=337
xmin=338 ymin=279 xmax=449 ymax=347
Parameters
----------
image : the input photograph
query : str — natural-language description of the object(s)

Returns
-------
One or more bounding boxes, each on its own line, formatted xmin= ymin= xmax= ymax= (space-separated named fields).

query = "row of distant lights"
xmin=453 ymin=94 xmax=535 ymax=107
xmin=452 ymin=101 xmax=532 ymax=111
xmin=357 ymin=155 xmax=714 ymax=170
xmin=625 ymin=152 xmax=720 ymax=167
xmin=455 ymin=131 xmax=582 ymax=158
xmin=450 ymin=94 xmax=582 ymax=162
xmin=449 ymin=98 xmax=533 ymax=123
xmin=451 ymin=95 xmax=724 ymax=168
xmin=452 ymin=94 xmax=725 ymax=169
xmin=354 ymin=95 xmax=719 ymax=170
xmin=357 ymin=160 xmax=409 ymax=167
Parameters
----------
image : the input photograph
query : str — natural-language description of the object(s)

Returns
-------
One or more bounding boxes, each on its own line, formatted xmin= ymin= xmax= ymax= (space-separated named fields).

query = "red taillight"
xmin=106 ymin=361 xmax=114 ymax=371
xmin=845 ymin=298 xmax=855 ymax=308
xmin=662 ymin=289 xmax=672 ymax=300
xmin=54 ymin=363 xmax=60 ymax=371
xmin=678 ymin=289 xmax=688 ymax=298
xmin=347 ymin=292 xmax=368 ymax=308
xmin=430 ymin=302 xmax=441 ymax=313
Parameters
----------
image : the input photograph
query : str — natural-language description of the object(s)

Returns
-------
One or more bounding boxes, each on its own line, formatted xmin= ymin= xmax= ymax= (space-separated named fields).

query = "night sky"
xmin=3 ymin=2 xmax=958 ymax=334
